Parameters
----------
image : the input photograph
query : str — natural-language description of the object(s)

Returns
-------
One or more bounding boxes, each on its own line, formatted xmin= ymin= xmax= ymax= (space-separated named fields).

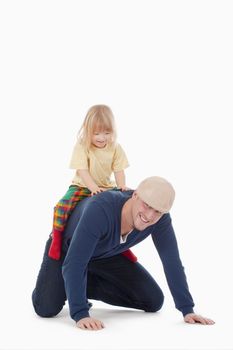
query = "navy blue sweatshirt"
xmin=62 ymin=190 xmax=194 ymax=322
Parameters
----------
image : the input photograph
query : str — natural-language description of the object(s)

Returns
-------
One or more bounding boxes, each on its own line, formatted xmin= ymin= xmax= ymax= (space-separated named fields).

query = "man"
xmin=32 ymin=176 xmax=215 ymax=330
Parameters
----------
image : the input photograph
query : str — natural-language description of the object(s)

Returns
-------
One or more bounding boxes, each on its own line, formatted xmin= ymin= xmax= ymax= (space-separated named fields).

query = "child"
xmin=48 ymin=105 xmax=137 ymax=262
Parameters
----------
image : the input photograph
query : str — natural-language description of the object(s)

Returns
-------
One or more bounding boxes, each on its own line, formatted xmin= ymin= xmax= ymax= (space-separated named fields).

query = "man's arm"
xmin=62 ymin=202 xmax=107 ymax=325
xmin=152 ymin=214 xmax=195 ymax=316
xmin=151 ymin=214 xmax=215 ymax=325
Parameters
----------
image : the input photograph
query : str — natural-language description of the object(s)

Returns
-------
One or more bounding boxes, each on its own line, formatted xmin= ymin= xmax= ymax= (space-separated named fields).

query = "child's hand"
xmin=90 ymin=186 xmax=103 ymax=196
xmin=99 ymin=187 xmax=109 ymax=192
xmin=119 ymin=186 xmax=131 ymax=191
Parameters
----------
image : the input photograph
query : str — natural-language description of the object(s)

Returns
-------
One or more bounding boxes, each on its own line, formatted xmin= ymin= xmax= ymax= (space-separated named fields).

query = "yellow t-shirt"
xmin=69 ymin=142 xmax=129 ymax=188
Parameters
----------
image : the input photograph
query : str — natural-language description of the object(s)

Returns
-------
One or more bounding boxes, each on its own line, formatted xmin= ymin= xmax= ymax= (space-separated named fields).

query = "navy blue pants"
xmin=32 ymin=238 xmax=164 ymax=319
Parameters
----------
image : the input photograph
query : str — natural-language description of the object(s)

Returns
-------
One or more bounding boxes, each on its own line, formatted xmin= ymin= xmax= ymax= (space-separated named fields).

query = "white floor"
xmin=1 ymin=246 xmax=232 ymax=350
xmin=1 ymin=297 xmax=231 ymax=350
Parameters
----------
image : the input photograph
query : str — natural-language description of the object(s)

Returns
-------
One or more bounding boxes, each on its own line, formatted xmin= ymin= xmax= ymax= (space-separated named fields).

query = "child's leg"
xmin=48 ymin=186 xmax=90 ymax=260
xmin=121 ymin=249 xmax=138 ymax=262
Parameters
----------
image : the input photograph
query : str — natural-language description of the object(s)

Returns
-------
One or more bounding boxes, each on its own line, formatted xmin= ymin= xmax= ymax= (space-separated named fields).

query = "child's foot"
xmin=48 ymin=230 xmax=62 ymax=260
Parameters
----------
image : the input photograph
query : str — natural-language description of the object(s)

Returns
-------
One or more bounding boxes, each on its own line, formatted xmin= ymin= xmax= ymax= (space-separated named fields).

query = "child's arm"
xmin=77 ymin=169 xmax=102 ymax=195
xmin=114 ymin=170 xmax=129 ymax=191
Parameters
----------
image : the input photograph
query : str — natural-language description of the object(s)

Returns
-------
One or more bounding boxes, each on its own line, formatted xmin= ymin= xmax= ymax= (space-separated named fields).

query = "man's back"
xmin=62 ymin=189 xmax=130 ymax=254
xmin=62 ymin=189 xmax=169 ymax=259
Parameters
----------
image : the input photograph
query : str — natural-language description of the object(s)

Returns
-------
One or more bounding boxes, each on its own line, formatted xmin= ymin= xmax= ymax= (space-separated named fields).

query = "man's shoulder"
xmin=86 ymin=189 xmax=130 ymax=213
xmin=93 ymin=189 xmax=133 ymax=207
xmin=72 ymin=190 xmax=133 ymax=219
xmin=71 ymin=190 xmax=132 ymax=227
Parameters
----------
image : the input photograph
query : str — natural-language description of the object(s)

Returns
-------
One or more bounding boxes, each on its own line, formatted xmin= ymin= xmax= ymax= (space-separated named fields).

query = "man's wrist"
xmin=73 ymin=310 xmax=90 ymax=323
xmin=181 ymin=307 xmax=194 ymax=317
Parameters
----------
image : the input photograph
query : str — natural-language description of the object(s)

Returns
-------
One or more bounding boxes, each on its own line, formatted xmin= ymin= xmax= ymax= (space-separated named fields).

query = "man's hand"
xmin=184 ymin=313 xmax=215 ymax=325
xmin=76 ymin=317 xmax=105 ymax=331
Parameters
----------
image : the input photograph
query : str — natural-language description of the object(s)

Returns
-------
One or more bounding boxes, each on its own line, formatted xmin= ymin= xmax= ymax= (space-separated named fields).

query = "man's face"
xmin=131 ymin=192 xmax=164 ymax=231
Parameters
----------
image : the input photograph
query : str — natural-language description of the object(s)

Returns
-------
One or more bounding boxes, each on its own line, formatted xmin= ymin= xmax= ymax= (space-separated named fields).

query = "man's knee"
xmin=144 ymin=290 xmax=164 ymax=312
xmin=32 ymin=301 xmax=63 ymax=318
xmin=32 ymin=290 xmax=63 ymax=318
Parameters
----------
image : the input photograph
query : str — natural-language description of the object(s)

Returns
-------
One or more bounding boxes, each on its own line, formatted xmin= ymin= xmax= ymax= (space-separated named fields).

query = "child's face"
xmin=91 ymin=130 xmax=112 ymax=148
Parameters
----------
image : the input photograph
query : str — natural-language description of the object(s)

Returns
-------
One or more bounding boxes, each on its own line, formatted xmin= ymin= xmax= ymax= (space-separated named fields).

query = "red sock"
xmin=121 ymin=249 xmax=138 ymax=262
xmin=48 ymin=230 xmax=62 ymax=260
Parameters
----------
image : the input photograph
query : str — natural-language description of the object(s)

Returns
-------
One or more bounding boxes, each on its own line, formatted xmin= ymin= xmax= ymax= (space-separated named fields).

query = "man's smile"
xmin=139 ymin=213 xmax=149 ymax=224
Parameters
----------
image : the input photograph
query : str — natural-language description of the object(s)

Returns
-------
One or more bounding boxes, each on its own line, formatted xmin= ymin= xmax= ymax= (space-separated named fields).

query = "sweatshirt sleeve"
xmin=151 ymin=214 xmax=195 ymax=316
xmin=62 ymin=202 xmax=108 ymax=322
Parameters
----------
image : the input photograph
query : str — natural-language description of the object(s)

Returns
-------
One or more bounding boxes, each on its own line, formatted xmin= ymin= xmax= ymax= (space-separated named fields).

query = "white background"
xmin=0 ymin=1 xmax=233 ymax=349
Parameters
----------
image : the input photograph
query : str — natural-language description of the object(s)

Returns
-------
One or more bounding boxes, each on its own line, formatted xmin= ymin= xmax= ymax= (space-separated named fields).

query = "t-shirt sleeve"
xmin=69 ymin=142 xmax=89 ymax=170
xmin=112 ymin=143 xmax=129 ymax=172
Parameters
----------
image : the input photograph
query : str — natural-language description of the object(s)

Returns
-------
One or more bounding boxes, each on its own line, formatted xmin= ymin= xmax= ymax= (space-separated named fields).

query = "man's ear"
xmin=132 ymin=191 xmax=138 ymax=199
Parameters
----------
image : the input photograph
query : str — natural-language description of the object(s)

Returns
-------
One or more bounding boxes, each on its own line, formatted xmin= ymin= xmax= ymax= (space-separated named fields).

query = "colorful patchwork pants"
xmin=48 ymin=186 xmax=91 ymax=260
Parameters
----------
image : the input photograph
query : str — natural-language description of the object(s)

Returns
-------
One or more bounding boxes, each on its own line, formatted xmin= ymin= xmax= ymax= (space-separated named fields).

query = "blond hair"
xmin=78 ymin=105 xmax=117 ymax=150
